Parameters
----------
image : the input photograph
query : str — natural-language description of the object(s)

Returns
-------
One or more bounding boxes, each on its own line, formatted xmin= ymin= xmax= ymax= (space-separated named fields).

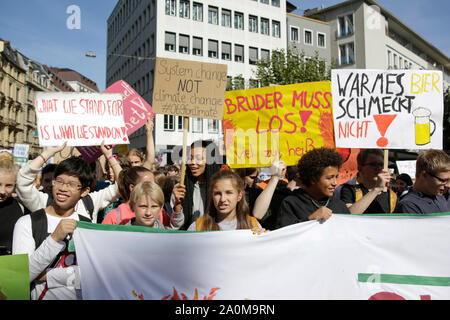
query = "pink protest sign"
xmin=103 ymin=80 xmax=153 ymax=136
xmin=76 ymin=80 xmax=153 ymax=163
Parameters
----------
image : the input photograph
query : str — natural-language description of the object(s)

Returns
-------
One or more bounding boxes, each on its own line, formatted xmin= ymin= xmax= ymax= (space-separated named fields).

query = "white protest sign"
xmin=396 ymin=160 xmax=416 ymax=178
xmin=35 ymin=92 xmax=129 ymax=146
xmin=13 ymin=143 xmax=29 ymax=158
xmin=332 ymin=70 xmax=443 ymax=149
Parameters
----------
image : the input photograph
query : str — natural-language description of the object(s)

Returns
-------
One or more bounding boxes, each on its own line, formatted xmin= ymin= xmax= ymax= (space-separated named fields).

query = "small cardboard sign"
xmin=35 ymin=92 xmax=129 ymax=147
xmin=152 ymin=57 xmax=227 ymax=120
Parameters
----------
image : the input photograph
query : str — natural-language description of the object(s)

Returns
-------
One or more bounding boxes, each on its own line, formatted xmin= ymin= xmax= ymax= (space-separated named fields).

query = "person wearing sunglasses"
xmin=395 ymin=149 xmax=450 ymax=214
xmin=340 ymin=149 xmax=396 ymax=214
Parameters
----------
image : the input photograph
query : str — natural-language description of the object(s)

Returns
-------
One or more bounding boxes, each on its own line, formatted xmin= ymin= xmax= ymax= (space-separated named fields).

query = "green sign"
xmin=0 ymin=254 xmax=30 ymax=300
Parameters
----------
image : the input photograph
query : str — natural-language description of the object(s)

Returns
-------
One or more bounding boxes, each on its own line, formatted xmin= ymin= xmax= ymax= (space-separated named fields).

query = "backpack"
xmin=46 ymin=194 xmax=94 ymax=221
xmin=29 ymin=209 xmax=91 ymax=299
xmin=31 ymin=209 xmax=91 ymax=251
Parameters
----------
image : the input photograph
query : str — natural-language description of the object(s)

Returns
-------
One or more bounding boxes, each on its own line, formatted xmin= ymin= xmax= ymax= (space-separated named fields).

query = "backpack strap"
xmin=389 ymin=189 xmax=397 ymax=213
xmin=31 ymin=209 xmax=50 ymax=250
xmin=81 ymin=195 xmax=94 ymax=221
xmin=354 ymin=185 xmax=363 ymax=202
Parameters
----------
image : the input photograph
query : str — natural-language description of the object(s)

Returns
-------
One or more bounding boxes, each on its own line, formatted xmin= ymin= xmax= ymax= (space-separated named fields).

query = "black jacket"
xmin=276 ymin=188 xmax=350 ymax=229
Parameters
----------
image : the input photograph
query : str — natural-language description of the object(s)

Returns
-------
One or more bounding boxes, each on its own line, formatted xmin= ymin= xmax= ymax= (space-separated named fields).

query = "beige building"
xmin=0 ymin=39 xmax=56 ymax=156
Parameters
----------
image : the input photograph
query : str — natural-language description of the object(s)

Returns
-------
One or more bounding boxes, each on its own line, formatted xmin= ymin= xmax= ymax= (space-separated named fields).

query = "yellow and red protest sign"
xmin=223 ymin=81 xmax=335 ymax=168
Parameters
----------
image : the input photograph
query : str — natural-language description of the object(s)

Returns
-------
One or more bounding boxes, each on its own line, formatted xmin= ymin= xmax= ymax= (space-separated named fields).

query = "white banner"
xmin=332 ymin=69 xmax=443 ymax=149
xmin=74 ymin=214 xmax=450 ymax=300
xmin=35 ymin=92 xmax=129 ymax=146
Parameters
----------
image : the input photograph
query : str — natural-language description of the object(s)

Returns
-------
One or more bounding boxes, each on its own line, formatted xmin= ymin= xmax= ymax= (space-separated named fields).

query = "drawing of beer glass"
xmin=412 ymin=107 xmax=435 ymax=145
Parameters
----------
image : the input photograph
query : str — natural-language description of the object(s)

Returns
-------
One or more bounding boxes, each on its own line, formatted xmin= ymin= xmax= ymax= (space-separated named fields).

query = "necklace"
xmin=309 ymin=196 xmax=330 ymax=209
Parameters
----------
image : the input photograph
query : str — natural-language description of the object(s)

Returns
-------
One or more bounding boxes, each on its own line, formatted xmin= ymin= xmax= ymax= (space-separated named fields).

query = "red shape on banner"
xmin=373 ymin=114 xmax=397 ymax=147
xmin=299 ymin=111 xmax=313 ymax=133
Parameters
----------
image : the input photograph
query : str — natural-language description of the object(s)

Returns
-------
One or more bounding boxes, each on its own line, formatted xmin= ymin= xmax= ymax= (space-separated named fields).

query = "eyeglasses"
xmin=52 ymin=179 xmax=82 ymax=191
xmin=364 ymin=162 xmax=384 ymax=168
xmin=248 ymin=175 xmax=258 ymax=180
xmin=427 ymin=172 xmax=450 ymax=185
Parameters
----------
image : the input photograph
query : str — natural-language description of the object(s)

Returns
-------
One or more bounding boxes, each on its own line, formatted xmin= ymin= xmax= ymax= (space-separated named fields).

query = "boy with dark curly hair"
xmin=276 ymin=148 xmax=349 ymax=228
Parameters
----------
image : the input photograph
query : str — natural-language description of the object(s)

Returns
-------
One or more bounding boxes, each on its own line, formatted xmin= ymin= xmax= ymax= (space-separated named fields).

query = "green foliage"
xmin=254 ymin=46 xmax=334 ymax=87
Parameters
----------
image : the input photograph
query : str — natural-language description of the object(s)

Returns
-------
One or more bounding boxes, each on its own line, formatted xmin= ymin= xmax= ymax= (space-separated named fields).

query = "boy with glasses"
xmin=395 ymin=149 xmax=450 ymax=214
xmin=340 ymin=149 xmax=396 ymax=214
xmin=12 ymin=142 xmax=121 ymax=300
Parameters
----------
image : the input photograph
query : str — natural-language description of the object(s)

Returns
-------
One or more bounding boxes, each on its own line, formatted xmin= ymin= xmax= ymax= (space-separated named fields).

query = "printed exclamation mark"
xmin=373 ymin=114 xmax=397 ymax=147
xmin=299 ymin=111 xmax=313 ymax=133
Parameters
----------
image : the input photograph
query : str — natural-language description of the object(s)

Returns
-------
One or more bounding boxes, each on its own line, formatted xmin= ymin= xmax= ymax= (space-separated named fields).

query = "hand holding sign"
xmin=269 ymin=154 xmax=286 ymax=178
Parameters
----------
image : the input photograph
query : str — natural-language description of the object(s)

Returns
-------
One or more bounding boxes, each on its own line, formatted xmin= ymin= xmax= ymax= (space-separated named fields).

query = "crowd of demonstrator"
xmin=0 ymin=116 xmax=449 ymax=300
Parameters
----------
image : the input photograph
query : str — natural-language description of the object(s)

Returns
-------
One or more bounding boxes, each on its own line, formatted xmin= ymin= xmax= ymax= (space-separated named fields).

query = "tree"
xmin=254 ymin=46 xmax=334 ymax=87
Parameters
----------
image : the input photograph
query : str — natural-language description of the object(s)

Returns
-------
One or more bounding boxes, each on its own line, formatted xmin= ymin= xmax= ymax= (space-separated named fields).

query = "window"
xmin=249 ymin=15 xmax=258 ymax=33
xmin=290 ymin=27 xmax=299 ymax=41
xmin=165 ymin=32 xmax=176 ymax=51
xmin=221 ymin=42 xmax=231 ymax=60
xmin=339 ymin=42 xmax=355 ymax=65
xmin=179 ymin=0 xmax=190 ymax=19
xmin=165 ymin=0 xmax=176 ymax=16
xmin=261 ymin=18 xmax=269 ymax=35
xmin=192 ymin=36 xmax=203 ymax=56
xmin=304 ymin=29 xmax=312 ymax=45
xmin=192 ymin=118 xmax=203 ymax=132
xmin=208 ymin=6 xmax=218 ymax=25
xmin=260 ymin=0 xmax=269 ymax=4
xmin=164 ymin=115 xmax=175 ymax=131
xmin=235 ymin=44 xmax=244 ymax=62
xmin=249 ymin=79 xmax=259 ymax=88
xmin=272 ymin=20 xmax=280 ymax=38
xmin=177 ymin=116 xmax=184 ymax=131
xmin=208 ymin=39 xmax=218 ymax=58
xmin=192 ymin=2 xmax=203 ymax=21
xmin=271 ymin=0 xmax=280 ymax=6
xmin=393 ymin=53 xmax=398 ymax=68
xmin=249 ymin=47 xmax=258 ymax=65
xmin=387 ymin=50 xmax=392 ymax=68
xmin=261 ymin=49 xmax=270 ymax=61
xmin=399 ymin=57 xmax=403 ymax=69
xmin=221 ymin=9 xmax=231 ymax=27
xmin=208 ymin=119 xmax=218 ymax=133
xmin=179 ymin=34 xmax=189 ymax=54
xmin=234 ymin=12 xmax=244 ymax=30
xmin=317 ymin=32 xmax=326 ymax=48
xmin=337 ymin=14 xmax=354 ymax=37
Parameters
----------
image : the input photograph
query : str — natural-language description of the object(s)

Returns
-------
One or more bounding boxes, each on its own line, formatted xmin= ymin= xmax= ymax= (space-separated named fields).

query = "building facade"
xmin=106 ymin=0 xmax=290 ymax=164
xmin=303 ymin=0 xmax=450 ymax=87
xmin=0 ymin=40 xmax=54 ymax=155
xmin=286 ymin=13 xmax=331 ymax=64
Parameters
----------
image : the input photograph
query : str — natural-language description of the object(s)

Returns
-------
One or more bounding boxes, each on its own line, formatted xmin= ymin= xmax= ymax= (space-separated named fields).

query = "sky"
xmin=0 ymin=0 xmax=448 ymax=92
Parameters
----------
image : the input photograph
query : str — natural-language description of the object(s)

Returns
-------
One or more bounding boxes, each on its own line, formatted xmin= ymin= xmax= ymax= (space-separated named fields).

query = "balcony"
xmin=336 ymin=26 xmax=354 ymax=39
xmin=338 ymin=55 xmax=355 ymax=66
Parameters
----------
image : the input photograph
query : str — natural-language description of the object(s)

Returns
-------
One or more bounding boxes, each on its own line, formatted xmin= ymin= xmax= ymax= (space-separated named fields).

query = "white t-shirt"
xmin=187 ymin=218 xmax=261 ymax=231
xmin=12 ymin=212 xmax=82 ymax=300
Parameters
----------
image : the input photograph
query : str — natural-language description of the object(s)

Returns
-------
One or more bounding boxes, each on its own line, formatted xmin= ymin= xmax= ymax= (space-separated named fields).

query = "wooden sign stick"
xmin=383 ymin=149 xmax=389 ymax=192
xmin=179 ymin=116 xmax=189 ymax=186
